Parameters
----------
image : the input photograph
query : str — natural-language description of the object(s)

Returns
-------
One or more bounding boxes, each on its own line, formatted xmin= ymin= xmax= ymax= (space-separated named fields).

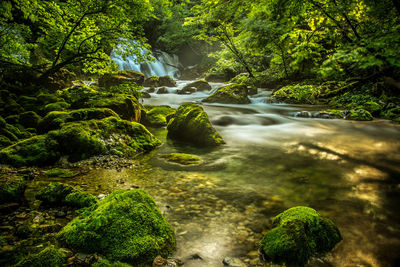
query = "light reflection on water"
xmin=31 ymin=83 xmax=400 ymax=266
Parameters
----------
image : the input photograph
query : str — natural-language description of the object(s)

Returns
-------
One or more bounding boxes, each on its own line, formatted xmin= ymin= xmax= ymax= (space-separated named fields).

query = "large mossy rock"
xmin=50 ymin=117 xmax=161 ymax=161
xmin=142 ymin=105 xmax=176 ymax=127
xmin=35 ymin=182 xmax=97 ymax=208
xmin=0 ymin=135 xmax=60 ymax=167
xmin=0 ymin=117 xmax=161 ymax=166
xmin=0 ymin=174 xmax=27 ymax=204
xmin=39 ymin=108 xmax=120 ymax=133
xmin=167 ymin=103 xmax=225 ymax=146
xmin=159 ymin=76 xmax=177 ymax=87
xmin=57 ymin=189 xmax=176 ymax=266
xmin=260 ymin=206 xmax=342 ymax=267
xmin=19 ymin=111 xmax=41 ymax=129
xmin=14 ymin=245 xmax=66 ymax=267
xmin=203 ymin=83 xmax=250 ymax=104
xmin=182 ymin=80 xmax=211 ymax=92
xmin=99 ymin=71 xmax=145 ymax=88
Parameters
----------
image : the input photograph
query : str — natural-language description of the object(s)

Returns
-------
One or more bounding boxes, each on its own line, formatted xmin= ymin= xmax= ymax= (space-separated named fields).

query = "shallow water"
xmin=32 ymin=81 xmax=400 ymax=266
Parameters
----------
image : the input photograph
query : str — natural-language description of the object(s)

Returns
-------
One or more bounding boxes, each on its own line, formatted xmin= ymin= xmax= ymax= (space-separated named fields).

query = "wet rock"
xmin=159 ymin=76 xmax=177 ymax=87
xmin=222 ymin=257 xmax=243 ymax=267
xmin=157 ymin=87 xmax=168 ymax=94
xmin=142 ymin=105 xmax=176 ymax=128
xmin=182 ymin=80 xmax=211 ymax=92
xmin=144 ymin=76 xmax=160 ymax=87
xmin=167 ymin=103 xmax=225 ymax=146
xmin=160 ymin=153 xmax=202 ymax=165
xmin=177 ymin=87 xmax=196 ymax=95
xmin=260 ymin=206 xmax=342 ymax=267
xmin=203 ymin=83 xmax=250 ymax=104
xmin=99 ymin=71 xmax=145 ymax=88
xmin=142 ymin=92 xmax=151 ymax=98
xmin=153 ymin=255 xmax=168 ymax=267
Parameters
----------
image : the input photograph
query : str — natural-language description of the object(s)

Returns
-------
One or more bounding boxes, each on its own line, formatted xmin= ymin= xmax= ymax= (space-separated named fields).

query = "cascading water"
xmin=111 ymin=43 xmax=181 ymax=78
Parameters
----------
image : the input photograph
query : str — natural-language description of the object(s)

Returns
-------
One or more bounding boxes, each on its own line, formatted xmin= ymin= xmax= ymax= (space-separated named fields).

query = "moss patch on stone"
xmin=142 ymin=105 xmax=176 ymax=127
xmin=43 ymin=101 xmax=71 ymax=113
xmin=182 ymin=80 xmax=211 ymax=92
xmin=57 ymin=189 xmax=176 ymax=265
xmin=35 ymin=182 xmax=97 ymax=208
xmin=271 ymin=84 xmax=321 ymax=104
xmin=143 ymin=76 xmax=160 ymax=87
xmin=0 ymin=135 xmax=60 ymax=167
xmin=346 ymin=109 xmax=373 ymax=121
xmin=0 ymin=175 xmax=27 ymax=204
xmin=260 ymin=206 xmax=342 ymax=267
xmin=160 ymin=153 xmax=201 ymax=165
xmin=44 ymin=168 xmax=78 ymax=178
xmin=167 ymin=103 xmax=225 ymax=146
xmin=203 ymin=83 xmax=250 ymax=104
xmin=14 ymin=246 xmax=66 ymax=267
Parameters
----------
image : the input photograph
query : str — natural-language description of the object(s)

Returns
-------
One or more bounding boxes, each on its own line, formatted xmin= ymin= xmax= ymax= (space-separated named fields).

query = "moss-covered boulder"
xmin=160 ymin=153 xmax=201 ymax=165
xmin=59 ymin=85 xmax=99 ymax=108
xmin=182 ymin=80 xmax=211 ymax=92
xmin=142 ymin=105 xmax=176 ymax=127
xmin=51 ymin=117 xmax=161 ymax=161
xmin=14 ymin=245 xmax=66 ymax=267
xmin=271 ymin=84 xmax=321 ymax=104
xmin=346 ymin=109 xmax=373 ymax=121
xmin=260 ymin=206 xmax=342 ymax=267
xmin=19 ymin=111 xmax=42 ymax=129
xmin=57 ymin=189 xmax=176 ymax=265
xmin=167 ymin=103 xmax=225 ymax=146
xmin=361 ymin=102 xmax=382 ymax=116
xmin=39 ymin=108 xmax=120 ymax=133
xmin=0 ymin=175 xmax=27 ymax=204
xmin=43 ymin=101 xmax=71 ymax=113
xmin=143 ymin=76 xmax=160 ymax=87
xmin=35 ymin=182 xmax=97 ymax=208
xmin=203 ymin=83 xmax=250 ymax=104
xmin=99 ymin=71 xmax=145 ymax=88
xmin=159 ymin=76 xmax=177 ymax=87
xmin=0 ymin=135 xmax=60 ymax=167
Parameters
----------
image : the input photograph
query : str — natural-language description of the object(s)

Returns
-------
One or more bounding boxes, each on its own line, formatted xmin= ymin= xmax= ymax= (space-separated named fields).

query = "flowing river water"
xmin=28 ymin=81 xmax=400 ymax=266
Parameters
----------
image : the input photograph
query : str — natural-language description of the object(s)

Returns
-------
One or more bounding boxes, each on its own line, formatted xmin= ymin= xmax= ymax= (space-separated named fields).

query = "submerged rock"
xmin=35 ymin=182 xmax=97 ymax=208
xmin=57 ymin=189 xmax=176 ymax=265
xmin=44 ymin=168 xmax=78 ymax=178
xmin=167 ymin=103 xmax=225 ymax=146
xmin=160 ymin=153 xmax=201 ymax=165
xmin=14 ymin=245 xmax=67 ymax=267
xmin=203 ymin=83 xmax=250 ymax=104
xmin=260 ymin=206 xmax=342 ymax=267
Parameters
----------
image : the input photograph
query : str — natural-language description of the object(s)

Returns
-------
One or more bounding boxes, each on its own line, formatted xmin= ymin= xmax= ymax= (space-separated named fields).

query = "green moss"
xmin=361 ymin=102 xmax=382 ymax=116
xmin=0 ymin=135 xmax=13 ymax=149
xmin=203 ymin=83 xmax=250 ymax=104
xmin=99 ymin=72 xmax=144 ymax=88
xmin=160 ymin=153 xmax=202 ymax=165
xmin=0 ymin=135 xmax=60 ymax=167
xmin=39 ymin=108 xmax=119 ymax=133
xmin=143 ymin=76 xmax=160 ymax=87
xmin=272 ymin=84 xmax=321 ymax=104
xmin=14 ymin=246 xmax=66 ymax=267
xmin=19 ymin=111 xmax=41 ymax=129
xmin=182 ymin=80 xmax=211 ymax=92
xmin=44 ymin=168 xmax=78 ymax=178
xmin=92 ymin=259 xmax=133 ymax=267
xmin=57 ymin=189 xmax=176 ymax=265
xmin=167 ymin=103 xmax=225 ymax=146
xmin=43 ymin=101 xmax=71 ymax=113
xmin=35 ymin=182 xmax=97 ymax=208
xmin=260 ymin=206 xmax=342 ymax=267
xmin=327 ymin=109 xmax=344 ymax=119
xmin=0 ymin=176 xmax=27 ymax=204
xmin=143 ymin=105 xmax=176 ymax=127
xmin=159 ymin=76 xmax=177 ymax=87
xmin=381 ymin=107 xmax=400 ymax=122
xmin=5 ymin=114 xmax=19 ymax=124
xmin=0 ymin=116 xmax=6 ymax=127
xmin=347 ymin=109 xmax=373 ymax=121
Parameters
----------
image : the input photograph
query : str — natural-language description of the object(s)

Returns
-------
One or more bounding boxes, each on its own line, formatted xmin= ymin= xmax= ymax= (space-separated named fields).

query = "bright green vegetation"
xmin=57 ymin=189 xmax=176 ymax=266
xmin=44 ymin=168 xmax=78 ymax=178
xmin=272 ymin=84 xmax=323 ymax=105
xmin=43 ymin=102 xmax=71 ymax=113
xmin=14 ymin=246 xmax=66 ymax=267
xmin=347 ymin=109 xmax=373 ymax=121
xmin=0 ymin=176 xmax=27 ymax=204
xmin=203 ymin=83 xmax=250 ymax=104
xmin=260 ymin=206 xmax=342 ymax=267
xmin=160 ymin=153 xmax=202 ymax=165
xmin=99 ymin=71 xmax=145 ymax=88
xmin=167 ymin=103 xmax=225 ymax=146
xmin=143 ymin=105 xmax=176 ymax=127
xmin=35 ymin=182 xmax=97 ymax=208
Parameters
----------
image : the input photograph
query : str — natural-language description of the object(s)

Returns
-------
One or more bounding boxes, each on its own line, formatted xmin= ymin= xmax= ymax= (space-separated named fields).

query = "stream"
xmin=29 ymin=81 xmax=400 ymax=266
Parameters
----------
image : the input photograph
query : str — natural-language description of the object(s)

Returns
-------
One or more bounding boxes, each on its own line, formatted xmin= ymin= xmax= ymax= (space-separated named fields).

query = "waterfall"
xmin=111 ymin=43 xmax=181 ymax=79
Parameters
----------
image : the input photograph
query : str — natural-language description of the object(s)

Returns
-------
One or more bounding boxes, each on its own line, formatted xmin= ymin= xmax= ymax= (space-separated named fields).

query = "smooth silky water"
xmin=29 ymin=81 xmax=400 ymax=266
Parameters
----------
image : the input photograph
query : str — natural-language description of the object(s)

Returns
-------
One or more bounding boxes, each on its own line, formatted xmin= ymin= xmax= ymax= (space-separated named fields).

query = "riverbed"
xmin=29 ymin=81 xmax=400 ymax=266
